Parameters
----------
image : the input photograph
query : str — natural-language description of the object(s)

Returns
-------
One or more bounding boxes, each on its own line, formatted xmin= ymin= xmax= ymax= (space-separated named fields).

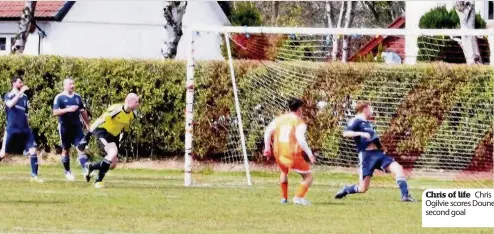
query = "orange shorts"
xmin=275 ymin=155 xmax=311 ymax=174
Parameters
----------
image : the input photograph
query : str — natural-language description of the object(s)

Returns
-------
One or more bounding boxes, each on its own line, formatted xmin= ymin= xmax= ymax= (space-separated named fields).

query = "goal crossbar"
xmin=187 ymin=25 xmax=494 ymax=37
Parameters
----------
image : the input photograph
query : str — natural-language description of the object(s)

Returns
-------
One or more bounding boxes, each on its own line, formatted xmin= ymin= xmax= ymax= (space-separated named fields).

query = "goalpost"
xmin=184 ymin=25 xmax=494 ymax=187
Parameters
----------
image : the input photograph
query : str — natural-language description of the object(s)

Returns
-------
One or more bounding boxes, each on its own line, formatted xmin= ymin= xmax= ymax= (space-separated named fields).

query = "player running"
xmin=263 ymin=98 xmax=316 ymax=205
xmin=77 ymin=93 xmax=139 ymax=188
xmin=0 ymin=74 xmax=43 ymax=183
xmin=53 ymin=78 xmax=91 ymax=181
xmin=334 ymin=101 xmax=415 ymax=202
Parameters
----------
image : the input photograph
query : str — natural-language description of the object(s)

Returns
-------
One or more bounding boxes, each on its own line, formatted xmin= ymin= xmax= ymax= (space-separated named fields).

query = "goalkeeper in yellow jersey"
xmin=77 ymin=93 xmax=140 ymax=188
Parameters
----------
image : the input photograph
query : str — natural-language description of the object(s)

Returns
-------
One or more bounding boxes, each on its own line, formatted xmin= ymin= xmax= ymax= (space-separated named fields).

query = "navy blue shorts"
xmin=93 ymin=128 xmax=120 ymax=156
xmin=358 ymin=150 xmax=394 ymax=181
xmin=59 ymin=125 xmax=84 ymax=150
xmin=1 ymin=130 xmax=37 ymax=154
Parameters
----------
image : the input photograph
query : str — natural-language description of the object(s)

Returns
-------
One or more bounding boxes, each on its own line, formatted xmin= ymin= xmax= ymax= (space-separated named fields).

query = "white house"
xmin=0 ymin=1 xmax=229 ymax=60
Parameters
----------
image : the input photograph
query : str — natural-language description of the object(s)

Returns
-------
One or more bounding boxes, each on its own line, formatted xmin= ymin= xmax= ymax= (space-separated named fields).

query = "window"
xmin=489 ymin=1 xmax=493 ymax=20
xmin=0 ymin=37 xmax=6 ymax=51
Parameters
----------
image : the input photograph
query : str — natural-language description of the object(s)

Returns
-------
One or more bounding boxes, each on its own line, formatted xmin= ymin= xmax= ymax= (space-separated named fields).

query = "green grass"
xmin=0 ymin=164 xmax=492 ymax=234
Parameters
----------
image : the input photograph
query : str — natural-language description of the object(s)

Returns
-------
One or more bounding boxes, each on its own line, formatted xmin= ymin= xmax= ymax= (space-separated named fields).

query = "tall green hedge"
xmin=419 ymin=5 xmax=486 ymax=29
xmin=0 ymin=56 xmax=186 ymax=158
xmin=0 ymin=56 xmax=491 ymax=166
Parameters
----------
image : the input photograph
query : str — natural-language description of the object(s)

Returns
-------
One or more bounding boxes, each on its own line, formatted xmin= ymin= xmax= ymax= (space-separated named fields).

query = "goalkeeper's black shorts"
xmin=93 ymin=128 xmax=120 ymax=154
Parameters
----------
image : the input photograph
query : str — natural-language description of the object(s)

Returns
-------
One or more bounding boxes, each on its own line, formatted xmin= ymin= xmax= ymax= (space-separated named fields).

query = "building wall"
xmin=175 ymin=1 xmax=230 ymax=61
xmin=0 ymin=22 xmax=17 ymax=34
xmin=21 ymin=1 xmax=228 ymax=60
xmin=476 ymin=0 xmax=494 ymax=27
xmin=483 ymin=1 xmax=494 ymax=28
xmin=0 ymin=22 xmax=18 ymax=55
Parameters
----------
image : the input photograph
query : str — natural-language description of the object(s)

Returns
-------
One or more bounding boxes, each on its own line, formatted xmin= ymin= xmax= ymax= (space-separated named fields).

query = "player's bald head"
xmin=63 ymin=78 xmax=73 ymax=85
xmin=63 ymin=78 xmax=75 ymax=93
xmin=125 ymin=93 xmax=140 ymax=110
xmin=125 ymin=93 xmax=138 ymax=102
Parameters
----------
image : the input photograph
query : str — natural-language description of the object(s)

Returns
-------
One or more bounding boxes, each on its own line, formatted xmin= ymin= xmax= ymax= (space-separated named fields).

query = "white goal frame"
xmin=183 ymin=25 xmax=494 ymax=187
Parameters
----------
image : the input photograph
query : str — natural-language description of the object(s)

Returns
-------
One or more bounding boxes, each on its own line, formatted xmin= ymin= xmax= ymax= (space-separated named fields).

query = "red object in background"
xmin=349 ymin=16 xmax=406 ymax=62
xmin=464 ymin=131 xmax=493 ymax=172
xmin=231 ymin=34 xmax=270 ymax=60
xmin=350 ymin=15 xmax=490 ymax=63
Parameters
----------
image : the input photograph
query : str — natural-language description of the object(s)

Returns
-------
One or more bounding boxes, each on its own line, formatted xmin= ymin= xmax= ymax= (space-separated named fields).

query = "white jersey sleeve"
xmin=263 ymin=119 xmax=277 ymax=151
xmin=295 ymin=123 xmax=313 ymax=158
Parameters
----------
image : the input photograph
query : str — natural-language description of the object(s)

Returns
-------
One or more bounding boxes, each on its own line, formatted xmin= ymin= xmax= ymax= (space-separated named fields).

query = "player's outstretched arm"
xmin=295 ymin=124 xmax=315 ymax=163
xmin=343 ymin=118 xmax=371 ymax=139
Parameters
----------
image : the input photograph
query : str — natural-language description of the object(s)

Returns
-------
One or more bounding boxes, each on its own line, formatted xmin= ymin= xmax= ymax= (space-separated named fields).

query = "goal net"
xmin=185 ymin=26 xmax=494 ymax=189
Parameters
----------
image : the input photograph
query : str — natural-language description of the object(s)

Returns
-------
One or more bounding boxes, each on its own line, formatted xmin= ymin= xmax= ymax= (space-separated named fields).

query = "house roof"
xmin=349 ymin=15 xmax=406 ymax=61
xmin=217 ymin=2 xmax=231 ymax=19
xmin=0 ymin=1 xmax=74 ymax=21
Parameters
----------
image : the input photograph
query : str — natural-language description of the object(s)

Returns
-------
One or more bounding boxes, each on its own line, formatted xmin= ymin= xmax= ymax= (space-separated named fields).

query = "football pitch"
xmin=0 ymin=164 xmax=492 ymax=234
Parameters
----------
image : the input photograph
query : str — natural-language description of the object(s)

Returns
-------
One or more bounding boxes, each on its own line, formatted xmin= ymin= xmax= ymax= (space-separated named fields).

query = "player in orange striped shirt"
xmin=263 ymin=98 xmax=316 ymax=205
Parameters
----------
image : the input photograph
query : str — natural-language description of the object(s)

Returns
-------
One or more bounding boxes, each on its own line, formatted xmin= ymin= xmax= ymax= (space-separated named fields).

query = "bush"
xmin=353 ymin=43 xmax=385 ymax=63
xmin=0 ymin=56 xmax=186 ymax=158
xmin=228 ymin=2 xmax=262 ymax=27
xmin=221 ymin=3 xmax=285 ymax=61
xmin=418 ymin=5 xmax=488 ymax=63
xmin=240 ymin=63 xmax=492 ymax=168
xmin=0 ymin=56 xmax=491 ymax=169
xmin=276 ymin=35 xmax=326 ymax=62
xmin=419 ymin=6 xmax=486 ymax=29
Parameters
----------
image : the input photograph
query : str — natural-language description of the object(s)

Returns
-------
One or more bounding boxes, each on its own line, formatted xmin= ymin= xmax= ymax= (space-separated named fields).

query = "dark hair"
xmin=11 ymin=75 xmax=23 ymax=84
xmin=15 ymin=69 xmax=25 ymax=76
xmin=288 ymin=98 xmax=303 ymax=112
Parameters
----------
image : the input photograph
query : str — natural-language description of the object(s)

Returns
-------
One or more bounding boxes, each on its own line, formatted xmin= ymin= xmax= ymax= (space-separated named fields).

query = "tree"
xmin=418 ymin=4 xmax=485 ymax=29
xmin=221 ymin=2 xmax=270 ymax=60
xmin=162 ymin=1 xmax=187 ymax=59
xmin=329 ymin=1 xmax=345 ymax=61
xmin=272 ymin=2 xmax=280 ymax=26
xmin=341 ymin=1 xmax=357 ymax=62
xmin=245 ymin=1 xmax=405 ymax=62
xmin=454 ymin=1 xmax=481 ymax=64
xmin=325 ymin=2 xmax=332 ymax=30
xmin=326 ymin=1 xmax=357 ymax=62
xmin=253 ymin=2 xmax=326 ymax=27
xmin=11 ymin=1 xmax=37 ymax=54
xmin=252 ymin=1 xmax=404 ymax=28
xmin=362 ymin=1 xmax=405 ymax=27
xmin=229 ymin=2 xmax=262 ymax=26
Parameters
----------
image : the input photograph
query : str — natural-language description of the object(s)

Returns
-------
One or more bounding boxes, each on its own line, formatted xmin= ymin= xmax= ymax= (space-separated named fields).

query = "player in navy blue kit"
xmin=53 ymin=78 xmax=91 ymax=181
xmin=335 ymin=101 xmax=415 ymax=202
xmin=0 ymin=75 xmax=44 ymax=183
